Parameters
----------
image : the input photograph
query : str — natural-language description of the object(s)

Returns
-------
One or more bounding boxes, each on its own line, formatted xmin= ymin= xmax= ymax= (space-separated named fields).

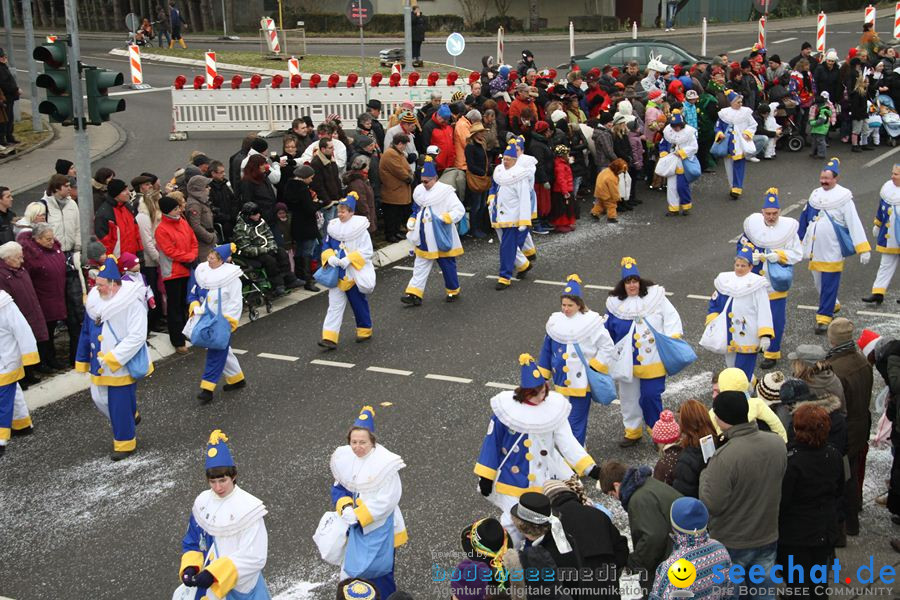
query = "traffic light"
xmin=33 ymin=40 xmax=73 ymax=123
xmin=84 ymin=67 xmax=125 ymax=125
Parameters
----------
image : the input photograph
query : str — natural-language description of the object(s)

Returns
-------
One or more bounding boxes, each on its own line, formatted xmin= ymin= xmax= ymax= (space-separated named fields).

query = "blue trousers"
xmin=498 ymin=227 xmax=529 ymax=284
xmin=370 ymin=569 xmax=396 ymax=599
xmin=728 ymin=541 xmax=777 ymax=600
xmin=200 ymin=345 xmax=244 ymax=391
xmin=322 ymin=285 xmax=372 ymax=343
xmin=0 ymin=381 xmax=27 ymax=443
xmin=105 ymin=384 xmax=137 ymax=452
xmin=405 ymin=256 xmax=459 ymax=297
xmin=766 ymin=296 xmax=787 ymax=360
xmin=727 ymin=352 xmax=758 ymax=385
xmin=725 ymin=157 xmax=746 ymax=196
xmin=813 ymin=270 xmax=841 ymax=325
xmin=567 ymin=394 xmax=591 ymax=446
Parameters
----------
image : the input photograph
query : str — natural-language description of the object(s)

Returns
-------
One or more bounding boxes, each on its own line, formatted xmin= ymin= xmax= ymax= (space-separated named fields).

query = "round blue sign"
xmin=445 ymin=32 xmax=465 ymax=57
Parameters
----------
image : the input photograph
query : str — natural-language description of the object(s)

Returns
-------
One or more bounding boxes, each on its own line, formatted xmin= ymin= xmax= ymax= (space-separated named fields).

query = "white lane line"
xmin=458 ymin=272 xmax=476 ymax=277
xmin=797 ymin=305 xmax=818 ymax=311
xmin=392 ymin=266 xmax=414 ymax=271
xmin=258 ymin=352 xmax=300 ymax=362
xmin=425 ymin=373 xmax=473 ymax=383
xmin=770 ymin=37 xmax=797 ymax=44
xmin=857 ymin=310 xmax=900 ymax=319
xmin=310 ymin=359 xmax=355 ymax=368
xmin=367 ymin=366 xmax=413 ymax=376
xmin=686 ymin=294 xmax=711 ymax=300
xmin=485 ymin=275 xmax=518 ymax=282
xmin=486 ymin=382 xmax=517 ymax=390
xmin=729 ymin=46 xmax=753 ymax=53
xmin=232 ymin=348 xmax=248 ymax=355
xmin=109 ymin=87 xmax=171 ymax=96
xmin=535 ymin=279 xmax=566 ymax=286
xmin=865 ymin=145 xmax=900 ymax=168
xmin=585 ymin=284 xmax=614 ymax=291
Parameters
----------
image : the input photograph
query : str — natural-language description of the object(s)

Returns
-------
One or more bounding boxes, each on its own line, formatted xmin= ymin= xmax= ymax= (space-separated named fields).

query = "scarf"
xmin=618 ymin=465 xmax=653 ymax=510
xmin=826 ymin=340 xmax=856 ymax=359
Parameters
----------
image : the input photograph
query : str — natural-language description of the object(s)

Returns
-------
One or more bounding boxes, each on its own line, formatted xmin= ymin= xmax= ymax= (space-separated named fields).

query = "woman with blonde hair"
xmin=13 ymin=202 xmax=47 ymax=238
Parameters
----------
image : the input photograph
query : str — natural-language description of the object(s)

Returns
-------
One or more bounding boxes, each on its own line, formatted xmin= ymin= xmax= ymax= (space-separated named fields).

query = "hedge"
xmin=283 ymin=12 xmax=531 ymax=34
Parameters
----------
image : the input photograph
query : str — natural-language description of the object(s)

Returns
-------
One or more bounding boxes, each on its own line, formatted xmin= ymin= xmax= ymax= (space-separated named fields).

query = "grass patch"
xmin=141 ymin=48 xmax=470 ymax=75
xmin=9 ymin=113 xmax=53 ymax=150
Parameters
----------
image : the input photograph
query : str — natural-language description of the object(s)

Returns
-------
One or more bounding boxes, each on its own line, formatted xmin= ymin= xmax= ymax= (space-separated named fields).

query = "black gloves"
xmin=181 ymin=567 xmax=199 ymax=586
xmin=479 ymin=477 xmax=493 ymax=497
xmin=407 ymin=152 xmax=418 ymax=164
xmin=192 ymin=570 xmax=215 ymax=589
xmin=588 ymin=465 xmax=601 ymax=480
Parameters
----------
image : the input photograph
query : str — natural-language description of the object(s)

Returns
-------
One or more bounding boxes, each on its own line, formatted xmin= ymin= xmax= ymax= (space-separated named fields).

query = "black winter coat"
xmin=875 ymin=339 xmax=900 ymax=425
xmin=814 ymin=63 xmax=843 ymax=104
xmin=310 ymin=154 xmax=342 ymax=207
xmin=464 ymin=141 xmax=488 ymax=177
xmin=411 ymin=13 xmax=427 ymax=42
xmin=239 ymin=178 xmax=278 ymax=222
xmin=786 ymin=395 xmax=848 ymax=455
xmin=0 ymin=208 xmax=15 ymax=245
xmin=568 ymin=129 xmax=590 ymax=180
xmin=208 ymin=179 xmax=239 ymax=240
xmin=0 ymin=63 xmax=18 ymax=99
xmin=778 ymin=442 xmax=844 ymax=548
xmin=527 ymin=133 xmax=554 ymax=184
xmin=228 ymin=149 xmax=248 ymax=192
xmin=612 ymin=133 xmax=633 ymax=164
xmin=672 ymin=446 xmax=706 ymax=498
xmin=283 ymin=178 xmax=321 ymax=241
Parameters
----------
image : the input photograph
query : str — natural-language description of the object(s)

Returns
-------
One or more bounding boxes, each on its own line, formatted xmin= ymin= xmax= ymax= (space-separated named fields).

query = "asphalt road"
xmin=2 ymin=17 xmax=900 ymax=600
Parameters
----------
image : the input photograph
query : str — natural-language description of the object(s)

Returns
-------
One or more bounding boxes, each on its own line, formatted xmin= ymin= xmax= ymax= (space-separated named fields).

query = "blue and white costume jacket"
xmin=873 ymin=179 xmax=900 ymax=254
xmin=330 ymin=444 xmax=408 ymax=547
xmin=180 ymin=486 xmax=269 ymax=600
xmin=659 ymin=124 xmax=699 ymax=165
xmin=798 ymin=184 xmax=871 ymax=272
xmin=406 ymin=181 xmax=465 ymax=259
xmin=0 ymin=291 xmax=39 ymax=386
xmin=75 ymin=281 xmax=151 ymax=386
xmin=184 ymin=262 xmax=244 ymax=339
xmin=489 ymin=161 xmax=533 ymax=229
xmin=714 ymin=106 xmax=757 ymax=159
xmin=475 ymin=391 xmax=595 ymax=501
xmin=538 ymin=310 xmax=615 ymax=397
xmin=605 ymin=286 xmax=684 ymax=382
xmin=701 ymin=272 xmax=773 ymax=354
xmin=739 ymin=214 xmax=803 ymax=299
xmin=321 ymin=215 xmax=376 ymax=294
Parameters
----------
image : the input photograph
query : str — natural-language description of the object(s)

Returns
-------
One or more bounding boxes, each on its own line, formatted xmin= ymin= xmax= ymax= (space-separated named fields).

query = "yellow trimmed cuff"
xmin=225 ymin=372 xmax=244 ymax=384
xmin=775 ymin=249 xmax=787 ymax=264
xmin=225 ymin=315 xmax=239 ymax=332
xmin=179 ymin=550 xmax=204 ymax=578
xmin=206 ymin=557 xmax=239 ymax=599
xmin=335 ymin=495 xmax=354 ymax=514
xmin=189 ymin=301 xmax=200 ymax=318
xmin=322 ymin=329 xmax=339 ymax=343
xmin=588 ymin=358 xmax=609 ymax=374
xmin=677 ymin=149 xmax=687 ymax=159
xmin=321 ymin=248 xmax=336 ymax=264
xmin=354 ymin=499 xmax=374 ymax=527
xmin=474 ymin=463 xmax=498 ymax=480
xmin=113 ymin=438 xmax=136 ymax=452
xmin=21 ymin=352 xmax=39 ymax=367
xmin=404 ymin=286 xmax=424 ymax=298
xmin=200 ymin=380 xmax=217 ymax=391
xmin=764 ymin=350 xmax=782 ymax=360
xmin=705 ymin=312 xmax=719 ymax=326
xmin=0 ymin=367 xmax=24 ymax=386
xmin=624 ymin=426 xmax=644 ymax=440
xmin=855 ymin=241 xmax=872 ymax=254
xmin=356 ymin=327 xmax=372 ymax=339
xmin=347 ymin=251 xmax=366 ymax=270
xmin=873 ymin=287 xmax=888 ymax=294
xmin=758 ymin=327 xmax=775 ymax=338
xmin=394 ymin=529 xmax=409 ymax=547
xmin=103 ymin=353 xmax=124 ymax=373
xmin=816 ymin=314 xmax=834 ymax=325
xmin=75 ymin=361 xmax=90 ymax=373
xmin=12 ymin=416 xmax=32 ymax=429
xmin=573 ymin=455 xmax=595 ymax=476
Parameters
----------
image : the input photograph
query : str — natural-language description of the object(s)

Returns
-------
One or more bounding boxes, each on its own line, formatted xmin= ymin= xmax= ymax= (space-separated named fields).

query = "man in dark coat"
xmin=229 ymin=134 xmax=257 ymax=192
xmin=411 ymin=6 xmax=426 ymax=67
xmin=309 ymin=138 xmax=342 ymax=227
xmin=208 ymin=160 xmax=239 ymax=241
xmin=0 ymin=47 xmax=20 ymax=145
xmin=0 ymin=187 xmax=15 ymax=245
xmin=365 ymin=100 xmax=386 ymax=150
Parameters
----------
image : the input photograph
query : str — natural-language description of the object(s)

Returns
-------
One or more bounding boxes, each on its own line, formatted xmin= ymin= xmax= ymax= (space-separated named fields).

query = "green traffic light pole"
xmin=20 ymin=0 xmax=43 ymax=131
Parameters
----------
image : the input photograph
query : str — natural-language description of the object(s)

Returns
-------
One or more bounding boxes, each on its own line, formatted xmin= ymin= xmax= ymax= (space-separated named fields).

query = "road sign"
xmin=445 ymin=32 xmax=465 ymax=57
xmin=125 ymin=12 xmax=140 ymax=32
xmin=346 ymin=0 xmax=374 ymax=27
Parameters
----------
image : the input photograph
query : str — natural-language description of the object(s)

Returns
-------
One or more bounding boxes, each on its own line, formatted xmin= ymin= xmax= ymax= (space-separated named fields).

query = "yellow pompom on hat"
xmin=561 ymin=273 xmax=583 ymax=299
xmin=205 ymin=429 xmax=235 ymax=469
xmin=353 ymin=405 xmax=375 ymax=433
xmin=620 ymin=256 xmax=640 ymax=280
xmin=519 ymin=353 xmax=545 ymax=388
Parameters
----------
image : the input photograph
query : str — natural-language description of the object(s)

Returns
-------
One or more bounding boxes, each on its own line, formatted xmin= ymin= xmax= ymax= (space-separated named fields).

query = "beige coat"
xmin=379 ymin=146 xmax=412 ymax=206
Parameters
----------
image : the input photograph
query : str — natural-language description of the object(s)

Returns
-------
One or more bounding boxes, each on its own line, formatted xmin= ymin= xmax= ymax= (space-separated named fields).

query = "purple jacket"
xmin=19 ymin=231 xmax=67 ymax=322
xmin=0 ymin=260 xmax=49 ymax=341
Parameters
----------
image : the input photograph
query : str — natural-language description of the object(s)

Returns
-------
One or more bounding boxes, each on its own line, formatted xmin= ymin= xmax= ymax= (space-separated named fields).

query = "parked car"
xmin=562 ymin=39 xmax=709 ymax=72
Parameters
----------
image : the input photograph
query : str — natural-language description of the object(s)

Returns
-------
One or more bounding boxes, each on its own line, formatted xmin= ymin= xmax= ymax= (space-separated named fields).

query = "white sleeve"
xmin=3 ymin=303 xmax=38 ymax=360
xmin=300 ymin=144 xmax=316 ymax=165
xmin=335 ymin=142 xmax=347 ymax=170
xmin=660 ymin=297 xmax=684 ymax=338
xmin=756 ymin=288 xmax=774 ymax=335
xmin=135 ymin=213 xmax=160 ymax=263
xmin=357 ymin=472 xmax=402 ymax=526
xmin=844 ymin=199 xmax=871 ymax=253
xmin=354 ymin=230 xmax=374 ymax=263
xmin=223 ymin=277 xmax=244 ymax=323
xmin=267 ymin=162 xmax=281 ymax=185
xmin=447 ymin=194 xmax=466 ymax=224
xmin=782 ymin=233 xmax=804 ymax=265
xmin=680 ymin=130 xmax=698 ymax=158
xmin=224 ymin=519 xmax=268 ymax=588
xmin=553 ymin=420 xmax=594 ymax=475
xmin=517 ymin=179 xmax=533 ymax=225
xmin=107 ymin=304 xmax=148 ymax=366
xmin=588 ymin=323 xmax=615 ymax=370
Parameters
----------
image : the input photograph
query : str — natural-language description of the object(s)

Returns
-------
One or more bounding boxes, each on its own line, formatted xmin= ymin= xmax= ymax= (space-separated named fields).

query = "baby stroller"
xmin=877 ymin=94 xmax=900 ymax=147
xmin=774 ymin=99 xmax=805 ymax=152
xmin=232 ymin=255 xmax=274 ymax=322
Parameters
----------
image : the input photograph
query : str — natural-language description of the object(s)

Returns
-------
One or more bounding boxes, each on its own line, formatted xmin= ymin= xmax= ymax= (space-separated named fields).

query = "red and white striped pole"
xmin=894 ymin=2 xmax=900 ymax=39
xmin=496 ymin=26 xmax=504 ymax=66
xmin=205 ymin=50 xmax=217 ymax=88
xmin=129 ymin=44 xmax=143 ymax=86
xmin=45 ymin=35 xmax=57 ymax=43
xmin=288 ymin=56 xmax=300 ymax=78
xmin=816 ymin=12 xmax=827 ymax=54
xmin=758 ymin=15 xmax=766 ymax=49
xmin=865 ymin=4 xmax=876 ymax=29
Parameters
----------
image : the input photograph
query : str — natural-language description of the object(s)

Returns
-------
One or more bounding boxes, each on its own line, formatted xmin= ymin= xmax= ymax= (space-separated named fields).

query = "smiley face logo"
xmin=667 ymin=558 xmax=697 ymax=588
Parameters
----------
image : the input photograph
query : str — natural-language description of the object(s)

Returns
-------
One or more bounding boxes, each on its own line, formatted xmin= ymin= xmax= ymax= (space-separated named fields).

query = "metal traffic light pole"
xmin=63 ymin=0 xmax=94 ymax=255
xmin=21 ymin=0 xmax=42 ymax=130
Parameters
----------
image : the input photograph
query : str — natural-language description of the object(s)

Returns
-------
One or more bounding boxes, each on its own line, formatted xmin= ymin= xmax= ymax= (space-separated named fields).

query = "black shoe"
xmin=197 ymin=389 xmax=214 ymax=405
xmin=516 ymin=262 xmax=533 ymax=280
xmin=862 ymin=293 xmax=884 ymax=304
xmin=892 ymin=539 xmax=900 ymax=553
xmin=665 ymin=211 xmax=678 ymax=217
xmin=0 ymin=445 xmax=5 ymax=458
xmin=862 ymin=144 xmax=874 ymax=151
xmin=495 ymin=281 xmax=510 ymax=291
xmin=400 ymin=293 xmax=422 ymax=306
xmin=729 ymin=192 xmax=740 ymax=200
xmin=607 ymin=217 xmax=618 ymax=223
xmin=356 ymin=334 xmax=371 ymax=343
xmin=150 ymin=323 xmax=168 ymax=333
xmin=618 ymin=436 xmax=641 ymax=448
xmin=134 ymin=413 xmax=141 ymax=426
xmin=36 ymin=365 xmax=58 ymax=375
xmin=618 ymin=203 xmax=633 ymax=212
xmin=274 ymin=285 xmax=287 ymax=297
xmin=318 ymin=339 xmax=338 ymax=350
xmin=11 ymin=425 xmax=33 ymax=437
xmin=759 ymin=358 xmax=777 ymax=370
xmin=852 ymin=145 xmax=862 ymax=153
xmin=223 ymin=379 xmax=246 ymax=392
xmin=681 ymin=209 xmax=691 ymax=216
xmin=897 ymin=298 xmax=900 ymax=304
xmin=6 ymin=138 xmax=19 ymax=144
xmin=304 ymin=281 xmax=320 ymax=292
xmin=630 ymin=198 xmax=643 ymax=205
xmin=110 ymin=449 xmax=134 ymax=462
xmin=814 ymin=323 xmax=828 ymax=335
xmin=892 ymin=514 xmax=900 ymax=525
xmin=702 ymin=168 xmax=716 ymax=173
xmin=446 ymin=294 xmax=458 ymax=302
xmin=528 ymin=255 xmax=537 ymax=264
xmin=285 ymin=278 xmax=303 ymax=290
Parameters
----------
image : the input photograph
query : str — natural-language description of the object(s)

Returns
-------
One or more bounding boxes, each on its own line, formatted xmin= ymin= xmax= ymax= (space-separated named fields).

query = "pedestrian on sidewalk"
xmin=19 ymin=222 xmax=67 ymax=372
xmin=0 ymin=242 xmax=49 ymax=382
xmin=155 ymin=5 xmax=171 ymax=48
xmin=95 ymin=178 xmax=143 ymax=258
xmin=0 ymin=48 xmax=20 ymax=146
xmin=0 ymin=287 xmax=38 ymax=458
xmin=168 ymin=0 xmax=188 ymax=49
xmin=411 ymin=5 xmax=426 ymax=68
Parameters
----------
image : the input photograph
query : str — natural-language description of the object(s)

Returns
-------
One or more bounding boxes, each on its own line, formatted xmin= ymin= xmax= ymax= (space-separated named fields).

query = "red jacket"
xmin=94 ymin=197 xmax=143 ymax=256
xmin=586 ymin=86 xmax=611 ymax=118
xmin=552 ymin=157 xmax=573 ymax=194
xmin=423 ymin=113 xmax=456 ymax=172
xmin=154 ymin=214 xmax=198 ymax=280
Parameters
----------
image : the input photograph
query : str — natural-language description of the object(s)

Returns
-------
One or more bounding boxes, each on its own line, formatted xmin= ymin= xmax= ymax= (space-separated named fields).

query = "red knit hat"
xmin=534 ymin=121 xmax=550 ymax=133
xmin=858 ymin=329 xmax=881 ymax=358
xmin=652 ymin=410 xmax=681 ymax=444
xmin=848 ymin=47 xmax=858 ymax=60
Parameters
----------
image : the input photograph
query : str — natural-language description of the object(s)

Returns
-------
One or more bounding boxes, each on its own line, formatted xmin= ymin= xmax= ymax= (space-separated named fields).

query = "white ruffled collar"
xmin=85 ymin=280 xmax=144 ymax=321
xmin=714 ymin=271 xmax=768 ymax=297
xmin=330 ymin=444 xmax=405 ymax=494
xmin=413 ymin=181 xmax=457 ymax=207
xmin=717 ymin=106 xmax=752 ymax=123
xmin=195 ymin=262 xmax=243 ymax=289
xmin=493 ymin=162 xmax=531 ymax=186
xmin=490 ymin=390 xmax=571 ymax=434
xmin=881 ymin=180 xmax=900 ymax=206
xmin=545 ymin=310 xmax=604 ymax=344
xmin=605 ymin=285 xmax=666 ymax=320
xmin=742 ymin=214 xmax=800 ymax=249
xmin=192 ymin=485 xmax=267 ymax=537
xmin=808 ymin=184 xmax=852 ymax=211
xmin=327 ymin=215 xmax=370 ymax=241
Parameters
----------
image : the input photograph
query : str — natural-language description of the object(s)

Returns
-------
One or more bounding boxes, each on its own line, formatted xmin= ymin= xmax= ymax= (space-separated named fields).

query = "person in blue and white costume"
xmin=737 ymin=188 xmax=803 ymax=370
xmin=537 ymin=274 xmax=615 ymax=445
xmin=75 ymin=256 xmax=151 ymax=461
xmin=605 ymin=257 xmax=684 ymax=448
xmin=0 ymin=290 xmax=39 ymax=458
xmin=318 ymin=193 xmax=376 ymax=350
xmin=330 ymin=406 xmax=408 ymax=599
xmin=701 ymin=245 xmax=774 ymax=384
xmin=475 ymin=354 xmax=599 ymax=547
xmin=513 ymin=134 xmax=540 ymax=259
xmin=798 ymin=158 xmax=871 ymax=335
xmin=179 ymin=429 xmax=270 ymax=600
xmin=659 ymin=109 xmax=698 ymax=216
xmin=185 ymin=243 xmax=246 ymax=405
xmin=492 ymin=144 xmax=535 ymax=291
xmin=863 ymin=164 xmax=900 ymax=304
xmin=401 ymin=157 xmax=466 ymax=306
xmin=714 ymin=89 xmax=757 ymax=200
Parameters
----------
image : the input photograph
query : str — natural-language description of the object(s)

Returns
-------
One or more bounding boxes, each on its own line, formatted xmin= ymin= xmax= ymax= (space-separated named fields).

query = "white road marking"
xmin=485 ymin=382 xmax=517 ymax=390
xmin=857 ymin=310 xmax=900 ymax=319
xmin=485 ymin=275 xmax=517 ymax=282
xmin=310 ymin=359 xmax=355 ymax=368
xmin=797 ymin=305 xmax=819 ymax=311
xmin=258 ymin=352 xmax=300 ymax=362
xmin=367 ymin=366 xmax=413 ymax=376
xmin=425 ymin=373 xmax=473 ymax=383
xmin=458 ymin=272 xmax=476 ymax=277
xmin=231 ymin=348 xmax=248 ymax=355
xmin=585 ymin=284 xmax=614 ymax=291
xmin=770 ymin=37 xmax=797 ymax=44
xmin=729 ymin=46 xmax=753 ymax=53
xmin=109 ymin=87 xmax=171 ymax=96
xmin=535 ymin=279 xmax=566 ymax=286
xmin=864 ymin=145 xmax=900 ymax=168
xmin=392 ymin=265 xmax=414 ymax=271
xmin=612 ymin=399 xmax=621 ymax=405
xmin=686 ymin=294 xmax=712 ymax=300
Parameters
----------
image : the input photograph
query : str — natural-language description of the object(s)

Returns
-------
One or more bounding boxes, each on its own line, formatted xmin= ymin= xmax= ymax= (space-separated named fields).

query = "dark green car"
xmin=565 ymin=39 xmax=709 ymax=71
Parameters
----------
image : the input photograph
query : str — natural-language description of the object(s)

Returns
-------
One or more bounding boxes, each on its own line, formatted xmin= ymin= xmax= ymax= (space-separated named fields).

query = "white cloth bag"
xmin=313 ymin=510 xmax=350 ymax=565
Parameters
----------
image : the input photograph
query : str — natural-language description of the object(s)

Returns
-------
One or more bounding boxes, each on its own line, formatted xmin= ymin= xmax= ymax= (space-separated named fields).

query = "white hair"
xmin=23 ymin=202 xmax=47 ymax=222
xmin=0 ymin=241 xmax=23 ymax=260
xmin=32 ymin=222 xmax=54 ymax=240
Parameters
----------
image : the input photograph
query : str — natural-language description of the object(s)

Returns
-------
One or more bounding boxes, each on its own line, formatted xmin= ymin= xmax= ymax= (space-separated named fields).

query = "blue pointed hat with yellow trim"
xmin=736 ymin=244 xmax=755 ymax=264
xmin=339 ymin=191 xmax=358 ymax=212
xmin=341 ymin=580 xmax=378 ymax=600
xmin=353 ymin=405 xmax=375 ymax=433
xmin=515 ymin=135 xmax=525 ymax=151
xmin=214 ymin=243 xmax=236 ymax=261
xmin=725 ymin=89 xmax=741 ymax=104
xmin=97 ymin=255 xmax=122 ymax=282
xmin=763 ymin=187 xmax=780 ymax=209
xmin=503 ymin=144 xmax=518 ymax=159
xmin=669 ymin=109 xmax=684 ymax=126
xmin=824 ymin=157 xmax=840 ymax=176
xmin=421 ymin=156 xmax=438 ymax=178
xmin=205 ymin=429 xmax=235 ymax=469
xmin=620 ymin=256 xmax=640 ymax=281
xmin=561 ymin=274 xmax=583 ymax=299
xmin=519 ymin=353 xmax=545 ymax=388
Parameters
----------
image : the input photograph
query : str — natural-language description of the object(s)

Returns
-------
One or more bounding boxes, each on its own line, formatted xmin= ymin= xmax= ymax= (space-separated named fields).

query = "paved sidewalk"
xmin=4 ymin=99 xmax=127 ymax=195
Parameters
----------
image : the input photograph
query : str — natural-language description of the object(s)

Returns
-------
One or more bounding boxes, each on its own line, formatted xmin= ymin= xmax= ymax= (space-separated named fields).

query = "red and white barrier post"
xmin=261 ymin=17 xmax=281 ymax=54
xmin=817 ymin=12 xmax=827 ymax=54
xmin=128 ymin=44 xmax=151 ymax=90
xmin=288 ymin=56 xmax=300 ymax=79
xmin=45 ymin=35 xmax=57 ymax=43
xmin=894 ymin=2 xmax=900 ymax=39
xmin=865 ymin=4 xmax=876 ymax=29
xmin=496 ymin=26 xmax=504 ymax=66
xmin=205 ymin=50 xmax=217 ymax=88
xmin=758 ymin=15 xmax=766 ymax=49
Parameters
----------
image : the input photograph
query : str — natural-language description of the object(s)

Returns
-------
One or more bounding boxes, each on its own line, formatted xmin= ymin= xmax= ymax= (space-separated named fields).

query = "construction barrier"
xmin=129 ymin=44 xmax=143 ymax=85
xmin=288 ymin=56 xmax=300 ymax=78
xmin=261 ymin=17 xmax=281 ymax=54
xmin=865 ymin=4 xmax=876 ymax=28
xmin=46 ymin=35 xmax=57 ymax=43
xmin=817 ymin=12 xmax=827 ymax=53
xmin=170 ymin=81 xmax=468 ymax=136
xmin=205 ymin=50 xmax=217 ymax=88
xmin=895 ymin=2 xmax=900 ymax=39
xmin=758 ymin=16 xmax=766 ymax=49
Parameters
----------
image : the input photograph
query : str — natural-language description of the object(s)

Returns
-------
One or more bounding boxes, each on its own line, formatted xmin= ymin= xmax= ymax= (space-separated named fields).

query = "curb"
xmin=0 ymin=124 xmax=56 ymax=168
xmin=26 ymin=237 xmax=413 ymax=412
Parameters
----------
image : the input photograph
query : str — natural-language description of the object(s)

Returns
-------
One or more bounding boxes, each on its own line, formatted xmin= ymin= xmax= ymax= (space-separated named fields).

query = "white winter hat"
xmin=617 ymin=100 xmax=633 ymax=116
xmin=825 ymin=50 xmax=839 ymax=62
xmin=550 ymin=109 xmax=568 ymax=123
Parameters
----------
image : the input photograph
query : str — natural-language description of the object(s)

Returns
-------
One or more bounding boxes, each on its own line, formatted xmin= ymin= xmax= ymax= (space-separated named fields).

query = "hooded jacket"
xmin=0 ymin=260 xmax=48 ymax=341
xmin=619 ymin=466 xmax=681 ymax=578
xmin=828 ymin=346 xmax=873 ymax=456
xmin=95 ymin=196 xmax=143 ymax=257
xmin=43 ymin=193 xmax=81 ymax=253
xmin=778 ymin=441 xmax=844 ymax=548
xmin=154 ymin=214 xmax=198 ymax=280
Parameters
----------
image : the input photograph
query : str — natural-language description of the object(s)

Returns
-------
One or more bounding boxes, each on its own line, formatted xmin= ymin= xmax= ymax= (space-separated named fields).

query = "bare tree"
xmin=284 ymin=0 xmax=327 ymax=13
xmin=458 ymin=0 xmax=487 ymax=29
xmin=113 ymin=0 xmax=124 ymax=32
xmin=494 ymin=0 xmax=513 ymax=21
